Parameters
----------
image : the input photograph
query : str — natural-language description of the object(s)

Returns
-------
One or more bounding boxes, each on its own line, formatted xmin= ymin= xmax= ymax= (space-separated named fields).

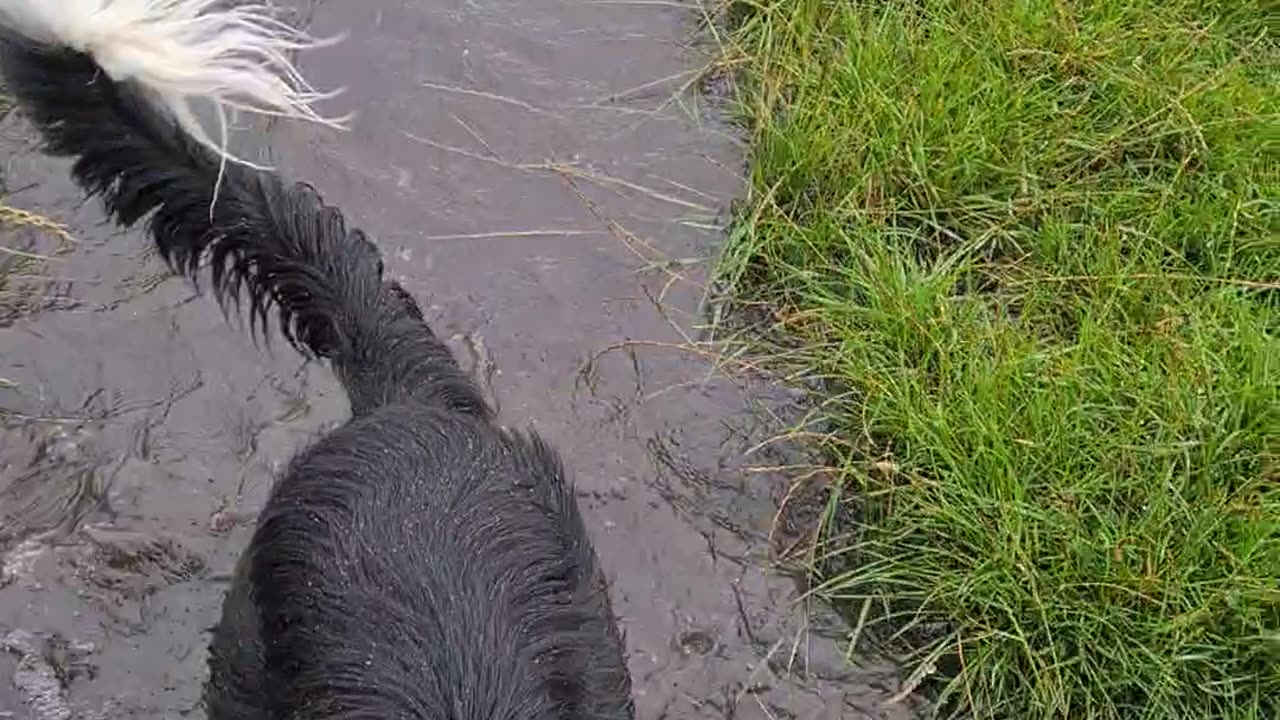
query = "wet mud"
xmin=0 ymin=1 xmax=911 ymax=717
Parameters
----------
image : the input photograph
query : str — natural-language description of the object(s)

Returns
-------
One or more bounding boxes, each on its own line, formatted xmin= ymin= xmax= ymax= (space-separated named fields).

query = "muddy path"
xmin=0 ymin=1 xmax=909 ymax=718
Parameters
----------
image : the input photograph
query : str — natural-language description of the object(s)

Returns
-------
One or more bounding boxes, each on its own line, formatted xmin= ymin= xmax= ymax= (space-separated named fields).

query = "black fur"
xmin=0 ymin=33 xmax=634 ymax=720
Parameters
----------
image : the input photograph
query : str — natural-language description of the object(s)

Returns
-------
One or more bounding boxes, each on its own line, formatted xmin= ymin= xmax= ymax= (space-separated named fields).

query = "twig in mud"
xmin=0 ymin=204 xmax=77 ymax=247
xmin=449 ymin=113 xmax=502 ymax=161
xmin=730 ymin=634 xmax=787 ymax=715
xmin=561 ymin=175 xmax=673 ymax=268
xmin=554 ymin=163 xmax=714 ymax=213
xmin=583 ymin=0 xmax=699 ymax=7
xmin=402 ymin=132 xmax=522 ymax=167
xmin=595 ymin=52 xmax=749 ymax=142
xmin=559 ymin=174 xmax=716 ymax=323
xmin=0 ymin=245 xmax=54 ymax=261
xmin=420 ymin=80 xmax=559 ymax=118
xmin=419 ymin=229 xmax=602 ymax=242
xmin=750 ymin=693 xmax=782 ymax=720
xmin=650 ymin=173 xmax=724 ymax=205
xmin=588 ymin=68 xmax=704 ymax=106
xmin=557 ymin=172 xmax=784 ymax=419
xmin=560 ymin=178 xmax=788 ymax=414
xmin=402 ymin=131 xmax=714 ymax=213
xmin=577 ymin=339 xmax=764 ymax=393
xmin=554 ymin=101 xmax=744 ymax=144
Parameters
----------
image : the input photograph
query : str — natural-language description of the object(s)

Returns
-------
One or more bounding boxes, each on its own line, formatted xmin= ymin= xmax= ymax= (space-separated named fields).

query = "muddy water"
xmin=0 ymin=1 xmax=910 ymax=718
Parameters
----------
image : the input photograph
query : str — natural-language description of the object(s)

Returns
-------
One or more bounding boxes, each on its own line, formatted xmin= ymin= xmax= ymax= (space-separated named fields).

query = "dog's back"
xmin=0 ymin=2 xmax=633 ymax=717
xmin=209 ymin=406 xmax=632 ymax=719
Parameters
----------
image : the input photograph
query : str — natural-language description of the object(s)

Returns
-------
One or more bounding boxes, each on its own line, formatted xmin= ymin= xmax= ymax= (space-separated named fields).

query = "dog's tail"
xmin=0 ymin=0 xmax=490 ymax=419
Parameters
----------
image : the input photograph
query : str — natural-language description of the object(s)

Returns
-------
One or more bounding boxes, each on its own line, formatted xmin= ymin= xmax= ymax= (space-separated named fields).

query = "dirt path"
xmin=0 ymin=2 xmax=906 ymax=717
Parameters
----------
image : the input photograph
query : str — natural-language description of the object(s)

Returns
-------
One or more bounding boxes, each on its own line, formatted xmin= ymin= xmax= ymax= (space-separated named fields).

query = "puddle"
xmin=0 ymin=1 xmax=910 ymax=717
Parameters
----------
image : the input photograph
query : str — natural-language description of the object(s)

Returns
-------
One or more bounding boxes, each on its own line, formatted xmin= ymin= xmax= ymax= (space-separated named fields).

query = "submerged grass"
xmin=715 ymin=1 xmax=1278 ymax=718
xmin=0 ymin=95 xmax=77 ymax=332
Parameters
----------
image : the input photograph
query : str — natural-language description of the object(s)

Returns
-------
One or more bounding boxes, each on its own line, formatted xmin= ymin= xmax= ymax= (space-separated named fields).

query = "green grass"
xmin=714 ymin=1 xmax=1278 ymax=718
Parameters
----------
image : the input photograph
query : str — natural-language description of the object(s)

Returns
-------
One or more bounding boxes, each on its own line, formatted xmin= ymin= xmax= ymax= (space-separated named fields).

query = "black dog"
xmin=0 ymin=24 xmax=634 ymax=720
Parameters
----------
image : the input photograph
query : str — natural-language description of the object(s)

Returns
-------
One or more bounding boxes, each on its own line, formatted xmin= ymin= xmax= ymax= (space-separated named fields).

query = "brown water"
xmin=0 ymin=1 xmax=911 ymax=717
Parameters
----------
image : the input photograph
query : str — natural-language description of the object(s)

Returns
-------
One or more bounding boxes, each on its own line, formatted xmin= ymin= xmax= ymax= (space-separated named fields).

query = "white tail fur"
xmin=0 ymin=0 xmax=348 ymax=166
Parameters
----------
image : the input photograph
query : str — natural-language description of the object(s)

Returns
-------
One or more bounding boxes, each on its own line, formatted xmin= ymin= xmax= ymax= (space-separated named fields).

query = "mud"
xmin=0 ymin=1 xmax=911 ymax=718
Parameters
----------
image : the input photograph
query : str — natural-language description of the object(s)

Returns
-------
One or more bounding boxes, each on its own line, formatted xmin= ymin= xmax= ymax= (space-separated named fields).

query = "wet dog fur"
xmin=0 ymin=30 xmax=634 ymax=720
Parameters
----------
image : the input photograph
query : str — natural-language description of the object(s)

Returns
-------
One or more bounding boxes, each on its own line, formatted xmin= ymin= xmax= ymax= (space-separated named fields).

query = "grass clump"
xmin=716 ymin=1 xmax=1278 ymax=718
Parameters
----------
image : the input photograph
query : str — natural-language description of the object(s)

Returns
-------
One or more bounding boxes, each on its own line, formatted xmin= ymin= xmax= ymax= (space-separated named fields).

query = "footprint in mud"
xmin=70 ymin=525 xmax=207 ymax=598
xmin=0 ymin=422 xmax=106 ymax=563
xmin=676 ymin=628 xmax=718 ymax=657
